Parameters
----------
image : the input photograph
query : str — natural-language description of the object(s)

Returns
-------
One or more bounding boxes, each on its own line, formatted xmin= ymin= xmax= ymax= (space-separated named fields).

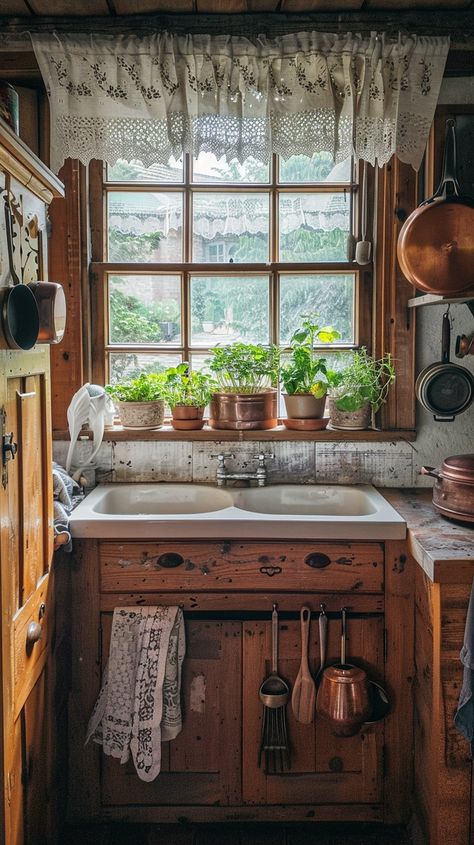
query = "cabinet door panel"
xmin=100 ymin=616 xmax=242 ymax=807
xmin=242 ymin=615 xmax=384 ymax=805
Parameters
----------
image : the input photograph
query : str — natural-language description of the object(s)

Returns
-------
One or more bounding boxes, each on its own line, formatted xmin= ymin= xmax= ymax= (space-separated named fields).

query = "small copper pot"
xmin=316 ymin=663 xmax=371 ymax=737
xmin=421 ymin=453 xmax=474 ymax=523
xmin=170 ymin=405 xmax=205 ymax=431
xmin=315 ymin=607 xmax=371 ymax=737
xmin=209 ymin=389 xmax=277 ymax=431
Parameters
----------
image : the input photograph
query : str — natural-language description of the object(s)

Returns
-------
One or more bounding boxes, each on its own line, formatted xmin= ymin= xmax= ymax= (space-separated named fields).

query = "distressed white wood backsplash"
xmin=53 ymin=439 xmax=414 ymax=486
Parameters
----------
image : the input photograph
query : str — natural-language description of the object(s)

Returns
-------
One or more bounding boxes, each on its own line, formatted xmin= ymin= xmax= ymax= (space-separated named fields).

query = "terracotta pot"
xmin=328 ymin=397 xmax=371 ymax=430
xmin=283 ymin=393 xmax=326 ymax=419
xmin=316 ymin=663 xmax=371 ymax=737
xmin=117 ymin=399 xmax=164 ymax=430
xmin=421 ymin=453 xmax=474 ymax=523
xmin=209 ymin=389 xmax=277 ymax=431
xmin=171 ymin=405 xmax=205 ymax=431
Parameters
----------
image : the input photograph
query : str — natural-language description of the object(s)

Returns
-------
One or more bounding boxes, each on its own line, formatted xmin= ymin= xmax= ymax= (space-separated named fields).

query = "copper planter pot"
xmin=209 ymin=389 xmax=277 ymax=431
xmin=316 ymin=663 xmax=371 ymax=737
xmin=170 ymin=405 xmax=205 ymax=431
xmin=421 ymin=453 xmax=474 ymax=523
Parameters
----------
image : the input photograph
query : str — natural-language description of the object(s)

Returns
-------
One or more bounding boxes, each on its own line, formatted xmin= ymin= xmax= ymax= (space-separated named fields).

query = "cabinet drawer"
xmin=99 ymin=540 xmax=384 ymax=593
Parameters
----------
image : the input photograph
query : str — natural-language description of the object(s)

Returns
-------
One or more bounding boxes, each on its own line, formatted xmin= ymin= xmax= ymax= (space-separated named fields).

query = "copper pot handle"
xmin=420 ymin=466 xmax=441 ymax=480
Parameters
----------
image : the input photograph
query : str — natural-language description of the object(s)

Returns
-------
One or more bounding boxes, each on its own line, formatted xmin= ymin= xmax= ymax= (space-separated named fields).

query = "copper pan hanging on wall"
xmin=397 ymin=119 xmax=474 ymax=296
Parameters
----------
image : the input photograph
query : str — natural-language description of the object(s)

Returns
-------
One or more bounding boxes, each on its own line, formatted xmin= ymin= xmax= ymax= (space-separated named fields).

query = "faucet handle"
xmin=211 ymin=453 xmax=235 ymax=463
xmin=252 ymin=452 xmax=275 ymax=463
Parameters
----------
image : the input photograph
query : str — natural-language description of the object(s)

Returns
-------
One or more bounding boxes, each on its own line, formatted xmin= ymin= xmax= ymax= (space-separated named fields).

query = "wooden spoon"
xmin=291 ymin=606 xmax=316 ymax=724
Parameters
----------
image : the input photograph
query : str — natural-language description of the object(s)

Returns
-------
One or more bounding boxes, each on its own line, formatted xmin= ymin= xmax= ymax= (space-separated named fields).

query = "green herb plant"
xmin=328 ymin=349 xmax=396 ymax=412
xmin=163 ymin=363 xmax=216 ymax=408
xmin=281 ymin=315 xmax=340 ymax=398
xmin=105 ymin=372 xmax=166 ymax=403
xmin=209 ymin=343 xmax=280 ymax=394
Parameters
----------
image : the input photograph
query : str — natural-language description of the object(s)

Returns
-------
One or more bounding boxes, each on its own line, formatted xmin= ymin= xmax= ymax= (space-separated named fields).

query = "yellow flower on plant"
xmin=310 ymin=381 xmax=327 ymax=399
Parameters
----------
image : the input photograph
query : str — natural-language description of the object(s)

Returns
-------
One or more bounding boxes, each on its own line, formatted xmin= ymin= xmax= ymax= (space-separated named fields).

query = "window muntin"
xmin=107 ymin=191 xmax=183 ymax=263
xmin=97 ymin=153 xmax=363 ymax=389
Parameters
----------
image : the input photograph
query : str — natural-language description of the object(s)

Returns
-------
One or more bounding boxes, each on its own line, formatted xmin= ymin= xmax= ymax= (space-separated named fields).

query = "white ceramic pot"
xmin=117 ymin=399 xmax=165 ymax=430
xmin=328 ymin=397 xmax=371 ymax=430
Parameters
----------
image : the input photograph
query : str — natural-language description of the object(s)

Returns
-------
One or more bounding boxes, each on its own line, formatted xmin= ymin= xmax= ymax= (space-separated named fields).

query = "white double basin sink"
xmin=70 ymin=483 xmax=406 ymax=540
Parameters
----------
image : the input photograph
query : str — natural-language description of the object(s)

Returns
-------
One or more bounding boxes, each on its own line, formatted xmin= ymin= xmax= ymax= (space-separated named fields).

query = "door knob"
xmin=26 ymin=621 xmax=42 ymax=645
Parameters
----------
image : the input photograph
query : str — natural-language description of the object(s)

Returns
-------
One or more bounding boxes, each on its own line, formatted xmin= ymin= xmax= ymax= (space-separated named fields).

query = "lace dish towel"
xmin=86 ymin=606 xmax=185 ymax=781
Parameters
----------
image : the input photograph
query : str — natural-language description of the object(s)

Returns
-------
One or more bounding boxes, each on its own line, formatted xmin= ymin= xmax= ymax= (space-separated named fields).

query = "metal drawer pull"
xmin=305 ymin=552 xmax=331 ymax=569
xmin=156 ymin=553 xmax=184 ymax=569
xmin=259 ymin=566 xmax=282 ymax=577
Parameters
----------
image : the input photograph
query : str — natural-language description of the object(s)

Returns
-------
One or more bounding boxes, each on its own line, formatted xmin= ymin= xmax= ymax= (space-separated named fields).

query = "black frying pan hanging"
xmin=415 ymin=310 xmax=474 ymax=421
xmin=0 ymin=199 xmax=39 ymax=350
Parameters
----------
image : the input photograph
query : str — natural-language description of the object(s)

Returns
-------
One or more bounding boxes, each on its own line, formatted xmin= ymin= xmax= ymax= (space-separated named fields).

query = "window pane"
xmin=192 ymin=193 xmax=269 ymax=263
xmin=279 ymin=193 xmax=350 ymax=262
xmin=109 ymin=352 xmax=182 ymax=383
xmin=108 ymin=192 xmax=183 ymax=262
xmin=108 ymin=275 xmax=181 ymax=345
xmin=190 ymin=275 xmax=269 ymax=345
xmin=193 ymin=152 xmax=269 ymax=184
xmin=279 ymin=274 xmax=355 ymax=345
xmin=279 ymin=153 xmax=351 ymax=184
xmin=107 ymin=157 xmax=183 ymax=183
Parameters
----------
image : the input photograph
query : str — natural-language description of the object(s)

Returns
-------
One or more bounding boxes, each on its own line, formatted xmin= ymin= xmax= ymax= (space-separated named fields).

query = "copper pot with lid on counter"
xmin=421 ymin=454 xmax=474 ymax=523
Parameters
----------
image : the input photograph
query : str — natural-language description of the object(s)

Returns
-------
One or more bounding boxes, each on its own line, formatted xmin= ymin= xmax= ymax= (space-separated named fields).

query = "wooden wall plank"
xmin=0 ymin=0 xmax=31 ymax=14
xmin=196 ymin=0 xmax=247 ymax=9
xmin=114 ymin=0 xmax=195 ymax=10
xmin=281 ymin=0 xmax=363 ymax=8
xmin=27 ymin=0 xmax=111 ymax=13
xmin=374 ymin=159 xmax=417 ymax=431
xmin=367 ymin=0 xmax=471 ymax=6
xmin=49 ymin=160 xmax=85 ymax=431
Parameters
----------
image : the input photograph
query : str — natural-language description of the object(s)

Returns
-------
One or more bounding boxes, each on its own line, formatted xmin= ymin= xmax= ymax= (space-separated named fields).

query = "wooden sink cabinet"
xmin=68 ymin=537 xmax=414 ymax=826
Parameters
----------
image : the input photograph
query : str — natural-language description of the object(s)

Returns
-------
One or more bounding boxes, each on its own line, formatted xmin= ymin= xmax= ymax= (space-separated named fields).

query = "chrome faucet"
xmin=212 ymin=452 xmax=275 ymax=487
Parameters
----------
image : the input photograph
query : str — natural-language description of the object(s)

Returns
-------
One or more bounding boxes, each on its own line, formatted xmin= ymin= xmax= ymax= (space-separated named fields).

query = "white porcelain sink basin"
xmin=70 ymin=483 xmax=406 ymax=540
xmin=92 ymin=484 xmax=234 ymax=515
xmin=232 ymin=485 xmax=378 ymax=516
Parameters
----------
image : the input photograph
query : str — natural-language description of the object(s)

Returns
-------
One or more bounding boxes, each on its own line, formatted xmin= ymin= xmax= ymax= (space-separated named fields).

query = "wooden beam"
xmin=49 ymin=161 xmax=85 ymax=431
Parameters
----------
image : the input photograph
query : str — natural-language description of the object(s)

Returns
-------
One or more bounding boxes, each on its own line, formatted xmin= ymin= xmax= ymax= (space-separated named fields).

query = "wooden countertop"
xmin=381 ymin=488 xmax=474 ymax=584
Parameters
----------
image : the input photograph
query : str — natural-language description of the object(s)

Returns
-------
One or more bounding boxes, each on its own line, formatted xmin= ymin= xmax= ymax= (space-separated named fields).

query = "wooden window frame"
xmin=49 ymin=155 xmax=418 ymax=440
xmin=89 ymin=156 xmax=369 ymax=386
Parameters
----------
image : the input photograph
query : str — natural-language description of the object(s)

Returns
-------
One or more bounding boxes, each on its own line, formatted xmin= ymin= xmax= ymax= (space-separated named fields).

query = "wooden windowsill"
xmin=52 ymin=425 xmax=416 ymax=442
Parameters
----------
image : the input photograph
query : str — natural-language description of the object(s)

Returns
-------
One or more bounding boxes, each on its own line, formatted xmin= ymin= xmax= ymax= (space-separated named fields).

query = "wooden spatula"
xmin=291 ymin=606 xmax=316 ymax=724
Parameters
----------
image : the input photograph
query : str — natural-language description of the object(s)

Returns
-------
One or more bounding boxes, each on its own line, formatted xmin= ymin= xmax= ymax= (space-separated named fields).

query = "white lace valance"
xmin=31 ymin=30 xmax=449 ymax=173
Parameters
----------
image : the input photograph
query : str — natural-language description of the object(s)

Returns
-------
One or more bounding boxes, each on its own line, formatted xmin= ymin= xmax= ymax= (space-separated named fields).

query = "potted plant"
xmin=327 ymin=349 xmax=396 ymax=430
xmin=208 ymin=342 xmax=280 ymax=430
xmin=105 ymin=372 xmax=166 ymax=430
xmin=281 ymin=315 xmax=340 ymax=427
xmin=162 ymin=363 xmax=216 ymax=430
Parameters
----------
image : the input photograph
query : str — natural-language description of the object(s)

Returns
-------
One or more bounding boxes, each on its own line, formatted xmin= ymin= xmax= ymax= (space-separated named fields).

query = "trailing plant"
xmin=162 ymin=364 xmax=216 ymax=408
xmin=281 ymin=314 xmax=340 ymax=396
xmin=327 ymin=349 xmax=396 ymax=412
xmin=105 ymin=372 xmax=166 ymax=403
xmin=209 ymin=343 xmax=280 ymax=394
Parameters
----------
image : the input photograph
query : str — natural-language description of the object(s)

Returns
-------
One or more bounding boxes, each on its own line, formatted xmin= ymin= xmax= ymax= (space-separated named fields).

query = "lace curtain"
xmin=31 ymin=30 xmax=449 ymax=173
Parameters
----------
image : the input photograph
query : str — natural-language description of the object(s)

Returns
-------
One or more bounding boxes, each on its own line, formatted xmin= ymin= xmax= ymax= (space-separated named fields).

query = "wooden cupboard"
xmin=412 ymin=566 xmax=474 ymax=845
xmin=0 ymin=120 xmax=63 ymax=845
xmin=68 ymin=538 xmax=414 ymax=826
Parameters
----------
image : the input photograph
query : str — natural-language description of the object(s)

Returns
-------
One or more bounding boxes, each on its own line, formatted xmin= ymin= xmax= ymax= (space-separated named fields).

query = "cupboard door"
xmin=100 ymin=616 xmax=242 ymax=807
xmin=0 ymin=352 xmax=54 ymax=845
xmin=242 ymin=614 xmax=384 ymax=806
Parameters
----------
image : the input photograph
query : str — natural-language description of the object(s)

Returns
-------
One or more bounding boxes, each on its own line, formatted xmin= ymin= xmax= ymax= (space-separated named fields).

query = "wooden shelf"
xmin=408 ymin=292 xmax=474 ymax=310
xmin=53 ymin=425 xmax=416 ymax=443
